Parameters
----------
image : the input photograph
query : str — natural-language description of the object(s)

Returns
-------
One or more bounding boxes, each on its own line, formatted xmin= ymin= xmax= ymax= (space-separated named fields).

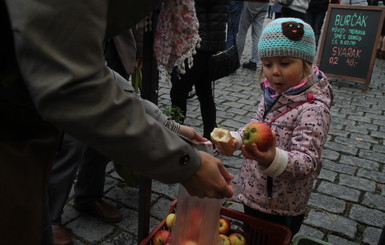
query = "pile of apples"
xmin=152 ymin=213 xmax=247 ymax=245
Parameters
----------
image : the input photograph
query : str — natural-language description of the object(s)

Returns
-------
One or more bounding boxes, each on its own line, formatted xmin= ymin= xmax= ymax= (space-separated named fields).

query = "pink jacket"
xmin=233 ymin=69 xmax=333 ymax=216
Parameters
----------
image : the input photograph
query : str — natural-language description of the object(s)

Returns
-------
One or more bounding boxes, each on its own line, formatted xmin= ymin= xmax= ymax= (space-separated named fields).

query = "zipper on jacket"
xmin=262 ymin=95 xmax=280 ymax=199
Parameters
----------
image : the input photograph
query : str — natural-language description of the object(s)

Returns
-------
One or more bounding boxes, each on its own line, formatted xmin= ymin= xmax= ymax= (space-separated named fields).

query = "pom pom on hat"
xmin=258 ymin=18 xmax=316 ymax=63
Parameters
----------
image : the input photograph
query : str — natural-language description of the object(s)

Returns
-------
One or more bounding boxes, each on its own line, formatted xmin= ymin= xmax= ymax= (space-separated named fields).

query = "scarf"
xmin=263 ymin=66 xmax=320 ymax=108
xmin=153 ymin=0 xmax=201 ymax=74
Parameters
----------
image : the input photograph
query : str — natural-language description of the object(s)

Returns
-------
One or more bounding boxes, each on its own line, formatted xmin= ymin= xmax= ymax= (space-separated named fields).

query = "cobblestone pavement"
xmin=61 ymin=22 xmax=385 ymax=245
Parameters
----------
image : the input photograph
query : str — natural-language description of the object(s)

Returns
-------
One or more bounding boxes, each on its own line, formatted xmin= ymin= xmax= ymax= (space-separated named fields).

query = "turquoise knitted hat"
xmin=258 ymin=18 xmax=316 ymax=63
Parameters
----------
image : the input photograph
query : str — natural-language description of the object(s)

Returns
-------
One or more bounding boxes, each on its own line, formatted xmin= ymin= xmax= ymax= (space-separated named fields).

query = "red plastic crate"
xmin=139 ymin=200 xmax=292 ymax=245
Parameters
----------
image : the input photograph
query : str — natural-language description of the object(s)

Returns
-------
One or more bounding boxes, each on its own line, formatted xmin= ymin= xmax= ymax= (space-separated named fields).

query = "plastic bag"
xmin=168 ymin=140 xmax=223 ymax=245
xmin=169 ymin=185 xmax=223 ymax=245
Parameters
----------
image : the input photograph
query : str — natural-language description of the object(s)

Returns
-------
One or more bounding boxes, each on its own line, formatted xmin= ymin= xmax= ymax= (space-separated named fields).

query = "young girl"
xmin=214 ymin=18 xmax=333 ymax=236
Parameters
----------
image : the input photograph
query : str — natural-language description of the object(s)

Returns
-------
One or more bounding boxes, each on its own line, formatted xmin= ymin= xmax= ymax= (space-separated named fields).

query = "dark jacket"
xmin=308 ymin=0 xmax=329 ymax=12
xmin=195 ymin=0 xmax=229 ymax=53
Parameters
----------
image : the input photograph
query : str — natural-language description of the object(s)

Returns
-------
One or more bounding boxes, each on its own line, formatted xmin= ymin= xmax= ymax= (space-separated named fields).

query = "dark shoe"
xmin=52 ymin=224 xmax=73 ymax=245
xmin=74 ymin=199 xmax=123 ymax=223
xmin=242 ymin=61 xmax=257 ymax=71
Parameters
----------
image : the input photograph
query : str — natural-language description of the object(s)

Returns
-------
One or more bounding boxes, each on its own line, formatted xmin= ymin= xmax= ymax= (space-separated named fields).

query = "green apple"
xmin=166 ymin=213 xmax=176 ymax=229
xmin=228 ymin=232 xmax=246 ymax=245
xmin=219 ymin=234 xmax=231 ymax=245
xmin=242 ymin=122 xmax=273 ymax=152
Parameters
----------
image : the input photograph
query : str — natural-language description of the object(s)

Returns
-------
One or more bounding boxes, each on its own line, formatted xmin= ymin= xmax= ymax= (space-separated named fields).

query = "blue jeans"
xmin=226 ymin=1 xmax=244 ymax=49
xmin=236 ymin=1 xmax=269 ymax=63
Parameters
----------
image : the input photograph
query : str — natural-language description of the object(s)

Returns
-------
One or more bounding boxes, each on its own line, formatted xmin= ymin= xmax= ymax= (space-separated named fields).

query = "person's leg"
xmin=48 ymin=134 xmax=86 ymax=244
xmin=313 ymin=12 xmax=326 ymax=46
xmin=281 ymin=7 xmax=305 ymax=20
xmin=74 ymin=147 xmax=110 ymax=206
xmin=73 ymin=146 xmax=122 ymax=223
xmin=48 ymin=134 xmax=86 ymax=225
xmin=170 ymin=63 xmax=195 ymax=122
xmin=227 ymin=1 xmax=244 ymax=49
xmin=250 ymin=2 xmax=269 ymax=63
xmin=236 ymin=2 xmax=252 ymax=58
xmin=243 ymin=205 xmax=305 ymax=238
xmin=194 ymin=52 xmax=217 ymax=139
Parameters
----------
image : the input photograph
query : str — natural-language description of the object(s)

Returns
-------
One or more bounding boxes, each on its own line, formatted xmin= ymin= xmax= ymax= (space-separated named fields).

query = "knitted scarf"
xmin=153 ymin=0 xmax=200 ymax=74
xmin=263 ymin=66 xmax=320 ymax=108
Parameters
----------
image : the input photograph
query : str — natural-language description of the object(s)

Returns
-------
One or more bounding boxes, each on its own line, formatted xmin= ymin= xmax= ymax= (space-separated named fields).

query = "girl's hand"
xmin=178 ymin=125 xmax=207 ymax=142
xmin=215 ymin=138 xmax=238 ymax=156
xmin=241 ymin=133 xmax=277 ymax=167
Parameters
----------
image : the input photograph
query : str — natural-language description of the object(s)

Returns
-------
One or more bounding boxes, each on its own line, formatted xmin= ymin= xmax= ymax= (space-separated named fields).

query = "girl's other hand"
xmin=241 ymin=133 xmax=277 ymax=167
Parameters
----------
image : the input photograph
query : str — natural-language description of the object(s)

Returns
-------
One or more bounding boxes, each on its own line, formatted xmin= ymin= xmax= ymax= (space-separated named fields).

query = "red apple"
xmin=166 ymin=213 xmax=176 ymax=229
xmin=218 ymin=234 xmax=231 ymax=245
xmin=228 ymin=232 xmax=246 ymax=245
xmin=242 ymin=122 xmax=273 ymax=151
xmin=218 ymin=217 xmax=231 ymax=235
xmin=152 ymin=230 xmax=171 ymax=245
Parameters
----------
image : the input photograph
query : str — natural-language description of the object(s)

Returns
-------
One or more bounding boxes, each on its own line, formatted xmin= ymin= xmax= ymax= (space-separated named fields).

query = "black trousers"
xmin=243 ymin=205 xmax=305 ymax=239
xmin=170 ymin=51 xmax=217 ymax=139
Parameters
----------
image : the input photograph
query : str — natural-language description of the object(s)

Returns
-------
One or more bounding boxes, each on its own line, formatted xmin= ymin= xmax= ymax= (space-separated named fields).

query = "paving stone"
xmin=362 ymin=226 xmax=384 ymax=245
xmin=339 ymin=174 xmax=376 ymax=192
xmin=323 ymin=160 xmax=356 ymax=175
xmin=67 ymin=216 xmax=115 ymax=244
xmin=322 ymin=150 xmax=340 ymax=161
xmin=308 ymin=192 xmax=346 ymax=214
xmin=305 ymin=210 xmax=357 ymax=239
xmin=295 ymin=225 xmax=326 ymax=241
xmin=357 ymin=168 xmax=385 ymax=184
xmin=334 ymin=135 xmax=371 ymax=150
xmin=339 ymin=155 xmax=379 ymax=171
xmin=349 ymin=204 xmax=385 ymax=227
xmin=327 ymin=235 xmax=360 ymax=245
xmin=359 ymin=149 xmax=385 ymax=162
xmin=350 ymin=133 xmax=380 ymax=145
xmin=317 ymin=168 xmax=337 ymax=182
xmin=325 ymin=141 xmax=358 ymax=155
xmin=102 ymin=231 xmax=137 ymax=245
xmin=317 ymin=181 xmax=360 ymax=202
xmin=362 ymin=192 xmax=385 ymax=212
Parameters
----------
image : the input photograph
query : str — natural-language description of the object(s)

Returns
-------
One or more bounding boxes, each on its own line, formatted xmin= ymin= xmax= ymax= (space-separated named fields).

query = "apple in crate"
xmin=166 ymin=213 xmax=176 ymax=229
xmin=228 ymin=233 xmax=246 ymax=245
xmin=218 ymin=217 xmax=230 ymax=234
xmin=152 ymin=230 xmax=171 ymax=245
xmin=218 ymin=234 xmax=231 ymax=245
xmin=242 ymin=122 xmax=273 ymax=152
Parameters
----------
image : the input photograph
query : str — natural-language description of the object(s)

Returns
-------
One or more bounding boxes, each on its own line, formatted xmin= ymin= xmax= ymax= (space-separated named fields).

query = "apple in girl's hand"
xmin=242 ymin=122 xmax=273 ymax=152
xmin=228 ymin=233 xmax=246 ymax=245
xmin=218 ymin=217 xmax=231 ymax=234
xmin=166 ymin=213 xmax=176 ymax=229
xmin=152 ymin=230 xmax=171 ymax=245
xmin=218 ymin=234 xmax=231 ymax=245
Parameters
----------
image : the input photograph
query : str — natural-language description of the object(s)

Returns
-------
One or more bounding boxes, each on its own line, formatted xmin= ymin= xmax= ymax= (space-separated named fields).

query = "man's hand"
xmin=181 ymin=151 xmax=234 ymax=199
xmin=179 ymin=125 xmax=207 ymax=142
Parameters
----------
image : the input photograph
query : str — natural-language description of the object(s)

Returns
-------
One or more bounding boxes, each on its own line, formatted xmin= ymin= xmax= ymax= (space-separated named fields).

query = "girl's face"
xmin=261 ymin=57 xmax=306 ymax=94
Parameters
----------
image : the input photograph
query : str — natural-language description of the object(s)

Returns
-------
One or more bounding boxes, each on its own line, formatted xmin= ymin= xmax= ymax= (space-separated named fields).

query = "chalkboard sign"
xmin=317 ymin=5 xmax=385 ymax=92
